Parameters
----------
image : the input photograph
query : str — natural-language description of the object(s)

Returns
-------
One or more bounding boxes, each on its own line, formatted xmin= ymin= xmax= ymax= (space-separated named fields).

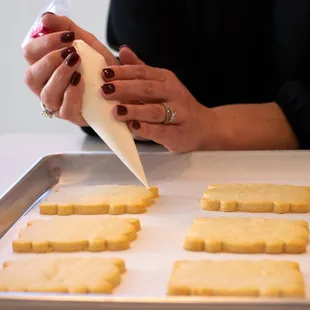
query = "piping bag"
xmin=21 ymin=0 xmax=149 ymax=188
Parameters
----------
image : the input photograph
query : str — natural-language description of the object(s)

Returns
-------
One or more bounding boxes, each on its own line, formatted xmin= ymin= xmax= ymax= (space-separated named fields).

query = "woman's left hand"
xmin=101 ymin=48 xmax=215 ymax=152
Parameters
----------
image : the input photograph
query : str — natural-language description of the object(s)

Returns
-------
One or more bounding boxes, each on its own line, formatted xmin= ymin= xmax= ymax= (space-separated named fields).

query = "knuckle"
xmin=136 ymin=66 xmax=147 ymax=79
xmin=24 ymin=68 xmax=34 ymax=86
xmin=157 ymin=68 xmax=167 ymax=82
xmin=40 ymin=88 xmax=58 ymax=110
xmin=144 ymin=82 xmax=155 ymax=95
xmin=23 ymin=44 xmax=33 ymax=62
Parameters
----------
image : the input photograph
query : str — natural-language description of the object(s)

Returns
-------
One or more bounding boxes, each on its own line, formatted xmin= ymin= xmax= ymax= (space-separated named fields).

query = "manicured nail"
xmin=116 ymin=105 xmax=127 ymax=115
xmin=41 ymin=12 xmax=55 ymax=17
xmin=60 ymin=31 xmax=75 ymax=43
xmin=119 ymin=44 xmax=129 ymax=51
xmin=61 ymin=46 xmax=76 ymax=59
xmin=132 ymin=121 xmax=141 ymax=130
xmin=102 ymin=68 xmax=115 ymax=79
xmin=66 ymin=52 xmax=80 ymax=67
xmin=101 ymin=83 xmax=115 ymax=94
xmin=70 ymin=72 xmax=81 ymax=86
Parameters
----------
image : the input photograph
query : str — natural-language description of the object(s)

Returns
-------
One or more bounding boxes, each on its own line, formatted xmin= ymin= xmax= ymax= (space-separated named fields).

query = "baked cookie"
xmin=13 ymin=217 xmax=141 ymax=253
xmin=201 ymin=183 xmax=310 ymax=213
xmin=40 ymin=185 xmax=159 ymax=215
xmin=184 ymin=217 xmax=309 ymax=253
xmin=167 ymin=259 xmax=305 ymax=298
xmin=0 ymin=257 xmax=125 ymax=294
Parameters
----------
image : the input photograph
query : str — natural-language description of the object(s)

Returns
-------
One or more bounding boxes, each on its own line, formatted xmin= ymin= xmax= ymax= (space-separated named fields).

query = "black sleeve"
xmin=274 ymin=0 xmax=310 ymax=149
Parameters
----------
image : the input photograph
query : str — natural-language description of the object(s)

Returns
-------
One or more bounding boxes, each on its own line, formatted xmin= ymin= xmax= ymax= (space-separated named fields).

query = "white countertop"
xmin=0 ymin=133 xmax=165 ymax=198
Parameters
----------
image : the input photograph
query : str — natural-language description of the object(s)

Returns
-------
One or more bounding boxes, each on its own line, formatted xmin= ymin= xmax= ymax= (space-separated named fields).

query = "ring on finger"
xmin=40 ymin=102 xmax=54 ymax=118
xmin=161 ymin=102 xmax=176 ymax=124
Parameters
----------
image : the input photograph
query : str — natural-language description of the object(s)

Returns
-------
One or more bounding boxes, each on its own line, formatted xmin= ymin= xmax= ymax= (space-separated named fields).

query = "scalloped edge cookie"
xmin=184 ymin=217 xmax=309 ymax=254
xmin=167 ymin=259 xmax=305 ymax=298
xmin=40 ymin=185 xmax=159 ymax=215
xmin=201 ymin=183 xmax=310 ymax=213
xmin=12 ymin=217 xmax=141 ymax=253
xmin=0 ymin=257 xmax=126 ymax=294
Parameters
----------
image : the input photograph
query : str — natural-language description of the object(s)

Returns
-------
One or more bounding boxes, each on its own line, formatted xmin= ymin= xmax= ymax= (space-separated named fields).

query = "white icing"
xmin=72 ymin=40 xmax=148 ymax=188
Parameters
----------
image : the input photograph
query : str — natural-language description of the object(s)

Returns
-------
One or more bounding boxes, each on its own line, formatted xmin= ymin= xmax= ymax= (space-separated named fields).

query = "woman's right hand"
xmin=23 ymin=13 xmax=119 ymax=126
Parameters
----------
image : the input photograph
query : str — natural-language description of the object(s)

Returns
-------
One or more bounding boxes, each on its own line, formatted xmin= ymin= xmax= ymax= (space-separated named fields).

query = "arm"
xmin=209 ymin=101 xmax=298 ymax=150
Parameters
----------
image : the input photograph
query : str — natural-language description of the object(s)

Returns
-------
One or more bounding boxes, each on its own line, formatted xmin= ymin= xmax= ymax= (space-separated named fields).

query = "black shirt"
xmin=82 ymin=0 xmax=310 ymax=149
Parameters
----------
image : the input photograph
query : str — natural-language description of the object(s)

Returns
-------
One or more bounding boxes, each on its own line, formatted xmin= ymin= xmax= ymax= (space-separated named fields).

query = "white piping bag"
xmin=21 ymin=0 xmax=149 ymax=188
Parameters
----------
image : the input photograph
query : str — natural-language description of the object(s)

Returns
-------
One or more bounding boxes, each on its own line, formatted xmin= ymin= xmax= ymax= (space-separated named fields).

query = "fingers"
xmin=24 ymin=31 xmax=76 ymax=64
xmin=112 ymin=103 xmax=167 ymax=124
xmin=56 ymin=73 xmax=87 ymax=126
xmin=127 ymin=121 xmax=179 ymax=148
xmin=24 ymin=46 xmax=76 ymax=95
xmin=102 ymin=65 xmax=166 ymax=82
xmin=119 ymin=46 xmax=145 ymax=65
xmin=40 ymin=52 xmax=81 ymax=112
xmin=101 ymin=80 xmax=168 ymax=102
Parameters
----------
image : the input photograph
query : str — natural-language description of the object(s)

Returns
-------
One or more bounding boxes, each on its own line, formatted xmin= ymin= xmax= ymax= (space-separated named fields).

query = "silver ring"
xmin=40 ymin=102 xmax=54 ymax=118
xmin=161 ymin=102 xmax=176 ymax=124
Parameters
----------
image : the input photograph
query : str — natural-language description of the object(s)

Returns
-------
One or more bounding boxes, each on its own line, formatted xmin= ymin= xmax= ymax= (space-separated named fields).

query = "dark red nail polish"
xmin=61 ymin=46 xmax=76 ymax=59
xmin=132 ymin=121 xmax=141 ymax=130
xmin=116 ymin=105 xmax=127 ymax=115
xmin=60 ymin=31 xmax=75 ymax=43
xmin=119 ymin=44 xmax=129 ymax=51
xmin=66 ymin=52 xmax=79 ymax=67
xmin=101 ymin=83 xmax=115 ymax=94
xmin=41 ymin=12 xmax=55 ymax=17
xmin=103 ymin=68 xmax=115 ymax=79
xmin=70 ymin=72 xmax=81 ymax=86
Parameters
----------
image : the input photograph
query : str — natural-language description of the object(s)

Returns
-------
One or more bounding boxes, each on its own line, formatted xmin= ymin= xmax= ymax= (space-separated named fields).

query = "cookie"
xmin=201 ymin=183 xmax=310 ymax=213
xmin=167 ymin=259 xmax=305 ymax=298
xmin=184 ymin=217 xmax=309 ymax=253
xmin=0 ymin=257 xmax=125 ymax=294
xmin=40 ymin=185 xmax=159 ymax=215
xmin=13 ymin=217 xmax=141 ymax=253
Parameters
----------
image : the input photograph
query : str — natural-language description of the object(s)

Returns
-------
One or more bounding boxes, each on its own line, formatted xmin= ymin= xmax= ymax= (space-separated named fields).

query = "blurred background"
xmin=0 ymin=0 xmax=112 ymax=134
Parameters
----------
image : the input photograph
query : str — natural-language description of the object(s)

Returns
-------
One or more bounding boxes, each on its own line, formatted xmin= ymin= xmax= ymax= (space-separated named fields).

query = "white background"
xmin=0 ymin=0 xmax=112 ymax=134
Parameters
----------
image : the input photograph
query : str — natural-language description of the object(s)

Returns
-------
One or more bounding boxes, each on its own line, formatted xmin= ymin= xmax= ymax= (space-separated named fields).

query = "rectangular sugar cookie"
xmin=0 ymin=257 xmax=125 ymax=294
xmin=201 ymin=183 xmax=310 ymax=213
xmin=40 ymin=184 xmax=159 ymax=215
xmin=167 ymin=259 xmax=305 ymax=298
xmin=184 ymin=217 xmax=309 ymax=253
xmin=13 ymin=217 xmax=140 ymax=253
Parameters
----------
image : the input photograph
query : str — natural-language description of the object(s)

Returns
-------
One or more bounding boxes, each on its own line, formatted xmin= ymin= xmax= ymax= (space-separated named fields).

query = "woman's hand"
xmin=101 ymin=47 xmax=216 ymax=152
xmin=23 ymin=13 xmax=119 ymax=125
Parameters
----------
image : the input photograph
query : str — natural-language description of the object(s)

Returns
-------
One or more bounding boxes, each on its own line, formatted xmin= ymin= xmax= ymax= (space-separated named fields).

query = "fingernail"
xmin=101 ymin=83 xmax=115 ymax=94
xmin=132 ymin=121 xmax=141 ymax=130
xmin=119 ymin=44 xmax=129 ymax=51
xmin=102 ymin=68 xmax=115 ymax=79
xmin=116 ymin=105 xmax=127 ymax=115
xmin=70 ymin=71 xmax=81 ymax=86
xmin=66 ymin=52 xmax=80 ymax=67
xmin=61 ymin=46 xmax=76 ymax=59
xmin=41 ymin=12 xmax=55 ymax=17
xmin=60 ymin=31 xmax=75 ymax=43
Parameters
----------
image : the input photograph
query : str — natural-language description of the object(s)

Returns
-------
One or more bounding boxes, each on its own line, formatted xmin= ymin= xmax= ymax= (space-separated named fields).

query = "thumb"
xmin=119 ymin=46 xmax=145 ymax=65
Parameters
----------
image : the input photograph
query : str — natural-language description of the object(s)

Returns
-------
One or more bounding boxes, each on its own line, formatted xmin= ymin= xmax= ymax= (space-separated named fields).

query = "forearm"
xmin=205 ymin=102 xmax=298 ymax=150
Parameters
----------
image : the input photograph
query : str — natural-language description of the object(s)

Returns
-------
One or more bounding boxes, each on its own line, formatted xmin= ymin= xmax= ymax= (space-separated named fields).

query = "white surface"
xmin=0 ymin=0 xmax=112 ymax=134
xmin=0 ymin=150 xmax=309 ymax=301
xmin=73 ymin=40 xmax=148 ymax=188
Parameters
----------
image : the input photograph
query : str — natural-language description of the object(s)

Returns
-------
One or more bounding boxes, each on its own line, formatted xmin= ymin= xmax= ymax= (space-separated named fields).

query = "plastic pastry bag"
xmin=21 ymin=0 xmax=71 ymax=48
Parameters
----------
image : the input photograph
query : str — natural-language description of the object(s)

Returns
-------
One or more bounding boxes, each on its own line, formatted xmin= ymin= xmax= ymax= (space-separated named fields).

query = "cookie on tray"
xmin=0 ymin=257 xmax=125 ymax=294
xmin=184 ymin=217 xmax=309 ymax=254
xmin=40 ymin=184 xmax=159 ymax=215
xmin=13 ymin=217 xmax=141 ymax=253
xmin=201 ymin=183 xmax=310 ymax=213
xmin=167 ymin=259 xmax=305 ymax=298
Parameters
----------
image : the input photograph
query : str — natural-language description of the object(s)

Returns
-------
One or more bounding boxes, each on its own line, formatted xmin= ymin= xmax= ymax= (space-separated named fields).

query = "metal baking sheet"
xmin=0 ymin=151 xmax=309 ymax=310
